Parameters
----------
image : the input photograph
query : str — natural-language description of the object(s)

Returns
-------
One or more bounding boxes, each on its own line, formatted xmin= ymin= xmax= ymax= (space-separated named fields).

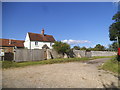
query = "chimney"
xmin=41 ymin=28 xmax=44 ymax=35
xmin=9 ymin=39 xmax=11 ymax=45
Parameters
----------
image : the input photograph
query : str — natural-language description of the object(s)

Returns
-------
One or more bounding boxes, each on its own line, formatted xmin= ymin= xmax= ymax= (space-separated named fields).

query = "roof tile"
xmin=28 ymin=32 xmax=55 ymax=42
xmin=0 ymin=39 xmax=24 ymax=47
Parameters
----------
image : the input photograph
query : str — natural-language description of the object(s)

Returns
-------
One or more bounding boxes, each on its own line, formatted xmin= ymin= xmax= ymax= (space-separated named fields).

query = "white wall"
xmin=24 ymin=33 xmax=31 ymax=49
xmin=91 ymin=51 xmax=117 ymax=57
xmin=24 ymin=41 xmax=54 ymax=49
xmin=30 ymin=41 xmax=54 ymax=49
xmin=24 ymin=41 xmax=30 ymax=49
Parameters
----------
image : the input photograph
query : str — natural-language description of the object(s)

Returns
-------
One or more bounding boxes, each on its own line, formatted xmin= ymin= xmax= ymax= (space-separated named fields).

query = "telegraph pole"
xmin=117 ymin=36 xmax=120 ymax=48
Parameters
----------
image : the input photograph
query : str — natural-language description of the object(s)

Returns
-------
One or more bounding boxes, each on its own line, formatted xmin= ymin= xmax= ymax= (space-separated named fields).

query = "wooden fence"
xmin=14 ymin=49 xmax=45 ymax=62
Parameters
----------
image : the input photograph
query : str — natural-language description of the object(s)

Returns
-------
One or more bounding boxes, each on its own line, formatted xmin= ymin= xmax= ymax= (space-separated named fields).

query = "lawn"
xmin=2 ymin=56 xmax=114 ymax=69
xmin=101 ymin=56 xmax=120 ymax=74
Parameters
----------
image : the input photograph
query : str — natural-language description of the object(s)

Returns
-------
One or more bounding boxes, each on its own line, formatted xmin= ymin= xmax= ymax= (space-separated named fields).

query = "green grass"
xmin=101 ymin=56 xmax=120 ymax=74
xmin=91 ymin=56 xmax=115 ymax=59
xmin=2 ymin=57 xmax=89 ymax=69
xmin=2 ymin=56 xmax=114 ymax=69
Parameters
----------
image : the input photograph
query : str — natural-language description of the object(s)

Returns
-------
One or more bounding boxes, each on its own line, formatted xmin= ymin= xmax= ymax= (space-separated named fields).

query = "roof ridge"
xmin=28 ymin=32 xmax=53 ymax=36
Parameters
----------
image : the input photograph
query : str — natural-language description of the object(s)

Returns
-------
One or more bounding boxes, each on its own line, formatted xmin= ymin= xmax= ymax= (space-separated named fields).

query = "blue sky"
xmin=2 ymin=2 xmax=118 ymax=48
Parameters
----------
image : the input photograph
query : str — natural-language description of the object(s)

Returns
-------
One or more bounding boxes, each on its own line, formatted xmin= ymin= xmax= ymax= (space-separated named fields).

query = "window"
xmin=35 ymin=42 xmax=38 ymax=45
xmin=50 ymin=43 xmax=52 ymax=46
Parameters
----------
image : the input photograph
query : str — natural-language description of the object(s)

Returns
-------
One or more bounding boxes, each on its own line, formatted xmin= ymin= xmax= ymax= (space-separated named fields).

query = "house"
xmin=24 ymin=29 xmax=55 ymax=49
xmin=0 ymin=38 xmax=24 ymax=53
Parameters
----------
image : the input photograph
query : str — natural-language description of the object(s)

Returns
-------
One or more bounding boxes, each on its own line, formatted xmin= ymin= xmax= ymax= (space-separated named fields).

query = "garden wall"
xmin=1 ymin=49 xmax=117 ymax=62
xmin=47 ymin=50 xmax=116 ymax=59
xmin=91 ymin=51 xmax=117 ymax=57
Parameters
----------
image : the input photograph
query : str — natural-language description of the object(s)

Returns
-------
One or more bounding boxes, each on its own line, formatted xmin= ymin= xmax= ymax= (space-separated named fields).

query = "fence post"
xmin=13 ymin=49 xmax=15 ymax=61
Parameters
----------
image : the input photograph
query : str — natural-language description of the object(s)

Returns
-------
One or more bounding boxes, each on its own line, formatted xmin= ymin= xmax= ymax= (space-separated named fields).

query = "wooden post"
xmin=3 ymin=56 xmax=4 ymax=61
xmin=13 ymin=46 xmax=17 ymax=61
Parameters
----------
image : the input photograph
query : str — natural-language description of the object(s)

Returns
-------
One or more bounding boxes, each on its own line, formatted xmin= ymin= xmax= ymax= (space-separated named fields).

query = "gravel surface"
xmin=2 ymin=58 xmax=119 ymax=88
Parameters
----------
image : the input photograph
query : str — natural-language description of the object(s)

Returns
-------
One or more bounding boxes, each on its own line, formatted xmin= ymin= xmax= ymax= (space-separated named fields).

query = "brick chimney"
xmin=41 ymin=28 xmax=44 ymax=35
xmin=9 ymin=39 xmax=11 ymax=45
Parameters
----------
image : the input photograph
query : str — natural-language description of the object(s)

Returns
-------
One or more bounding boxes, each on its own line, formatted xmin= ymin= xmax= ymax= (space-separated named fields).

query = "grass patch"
xmin=2 ymin=57 xmax=89 ymax=69
xmin=101 ymin=56 xmax=120 ymax=74
xmin=2 ymin=56 xmax=114 ymax=69
xmin=92 ymin=56 xmax=115 ymax=59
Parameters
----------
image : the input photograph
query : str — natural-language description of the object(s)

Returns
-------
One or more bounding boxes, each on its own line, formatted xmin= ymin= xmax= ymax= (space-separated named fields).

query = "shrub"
xmin=52 ymin=41 xmax=71 ymax=55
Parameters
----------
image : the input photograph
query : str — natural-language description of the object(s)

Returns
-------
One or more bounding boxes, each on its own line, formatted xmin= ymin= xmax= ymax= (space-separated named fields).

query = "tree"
xmin=94 ymin=44 xmax=105 ymax=51
xmin=87 ymin=47 xmax=93 ymax=51
xmin=109 ymin=11 xmax=120 ymax=47
xmin=80 ymin=46 xmax=87 ymax=50
xmin=52 ymin=41 xmax=70 ymax=55
xmin=108 ymin=42 xmax=118 ymax=51
xmin=73 ymin=46 xmax=80 ymax=50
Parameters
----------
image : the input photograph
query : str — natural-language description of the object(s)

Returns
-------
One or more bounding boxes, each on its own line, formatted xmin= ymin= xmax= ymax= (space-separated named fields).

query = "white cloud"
xmin=61 ymin=39 xmax=91 ymax=45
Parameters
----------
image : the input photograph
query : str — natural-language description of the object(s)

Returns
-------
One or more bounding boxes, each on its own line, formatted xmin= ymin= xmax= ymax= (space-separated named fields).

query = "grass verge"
xmin=101 ymin=56 xmax=120 ymax=74
xmin=2 ymin=56 xmax=114 ymax=69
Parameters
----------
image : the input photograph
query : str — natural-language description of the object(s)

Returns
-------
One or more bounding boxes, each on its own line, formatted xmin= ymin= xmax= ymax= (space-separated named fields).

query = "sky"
xmin=2 ymin=2 xmax=118 ymax=48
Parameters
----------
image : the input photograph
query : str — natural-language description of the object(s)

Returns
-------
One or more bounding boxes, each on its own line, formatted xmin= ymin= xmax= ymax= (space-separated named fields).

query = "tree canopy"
xmin=109 ymin=11 xmax=120 ymax=46
xmin=80 ymin=46 xmax=87 ymax=50
xmin=72 ymin=44 xmax=106 ymax=51
xmin=93 ymin=44 xmax=105 ymax=51
xmin=107 ymin=42 xmax=118 ymax=51
xmin=52 ymin=41 xmax=70 ymax=55
xmin=73 ymin=46 xmax=80 ymax=50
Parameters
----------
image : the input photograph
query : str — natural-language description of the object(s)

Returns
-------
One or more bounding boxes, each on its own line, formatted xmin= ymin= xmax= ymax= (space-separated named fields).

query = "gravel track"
xmin=2 ymin=58 xmax=119 ymax=88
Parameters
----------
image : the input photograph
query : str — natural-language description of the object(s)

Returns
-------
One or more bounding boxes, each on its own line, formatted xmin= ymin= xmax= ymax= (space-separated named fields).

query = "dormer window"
xmin=35 ymin=41 xmax=38 ymax=45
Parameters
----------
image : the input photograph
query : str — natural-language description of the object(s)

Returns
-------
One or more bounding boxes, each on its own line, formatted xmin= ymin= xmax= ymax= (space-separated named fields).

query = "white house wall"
xmin=24 ymin=41 xmax=31 ymax=49
xmin=24 ymin=33 xmax=31 ymax=49
xmin=30 ymin=41 xmax=54 ymax=49
xmin=25 ymin=33 xmax=30 ymax=41
xmin=24 ymin=40 xmax=54 ymax=49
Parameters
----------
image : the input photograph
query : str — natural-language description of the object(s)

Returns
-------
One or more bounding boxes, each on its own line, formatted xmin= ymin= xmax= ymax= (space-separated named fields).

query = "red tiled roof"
xmin=28 ymin=32 xmax=55 ymax=42
xmin=0 ymin=38 xmax=24 ymax=47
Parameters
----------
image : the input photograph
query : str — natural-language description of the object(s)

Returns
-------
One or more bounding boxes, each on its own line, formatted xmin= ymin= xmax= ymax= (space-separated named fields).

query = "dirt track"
xmin=2 ymin=58 xmax=119 ymax=88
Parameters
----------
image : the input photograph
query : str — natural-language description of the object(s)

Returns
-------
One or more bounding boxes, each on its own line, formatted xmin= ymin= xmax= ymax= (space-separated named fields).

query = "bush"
xmin=116 ymin=55 xmax=120 ymax=61
xmin=52 ymin=41 xmax=71 ymax=55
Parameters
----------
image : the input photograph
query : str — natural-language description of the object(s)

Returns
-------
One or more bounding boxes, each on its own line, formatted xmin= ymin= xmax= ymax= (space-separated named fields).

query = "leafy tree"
xmin=80 ymin=46 xmax=87 ymax=50
xmin=109 ymin=11 xmax=120 ymax=47
xmin=73 ymin=46 xmax=80 ymax=50
xmin=112 ymin=42 xmax=118 ymax=51
xmin=107 ymin=44 xmax=113 ymax=51
xmin=108 ymin=42 xmax=118 ymax=51
xmin=94 ymin=44 xmax=105 ymax=51
xmin=112 ymin=11 xmax=120 ymax=22
xmin=52 ymin=41 xmax=70 ymax=55
xmin=87 ymin=47 xmax=94 ymax=51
